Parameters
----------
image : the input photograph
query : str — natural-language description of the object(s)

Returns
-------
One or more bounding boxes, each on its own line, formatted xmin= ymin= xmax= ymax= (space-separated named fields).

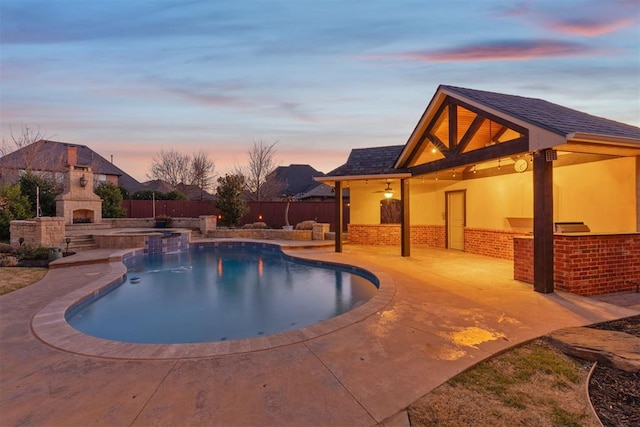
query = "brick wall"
xmin=347 ymin=224 xmax=446 ymax=247
xmin=513 ymin=237 xmax=534 ymax=282
xmin=513 ymin=234 xmax=640 ymax=295
xmin=465 ymin=228 xmax=524 ymax=260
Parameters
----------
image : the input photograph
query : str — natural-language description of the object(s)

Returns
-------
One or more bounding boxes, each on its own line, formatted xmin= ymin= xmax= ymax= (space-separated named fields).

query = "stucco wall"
xmin=348 ymin=156 xmax=636 ymax=233
xmin=553 ymin=156 xmax=636 ymax=233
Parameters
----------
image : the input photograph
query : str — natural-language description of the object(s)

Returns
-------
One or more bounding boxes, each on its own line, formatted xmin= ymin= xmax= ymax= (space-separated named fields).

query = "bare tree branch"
xmin=148 ymin=149 xmax=192 ymax=187
xmin=240 ymin=140 xmax=282 ymax=201
xmin=147 ymin=149 xmax=216 ymax=195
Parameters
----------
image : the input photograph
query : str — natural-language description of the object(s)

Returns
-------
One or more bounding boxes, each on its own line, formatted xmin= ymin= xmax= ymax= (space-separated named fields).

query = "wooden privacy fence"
xmin=121 ymin=200 xmax=350 ymax=231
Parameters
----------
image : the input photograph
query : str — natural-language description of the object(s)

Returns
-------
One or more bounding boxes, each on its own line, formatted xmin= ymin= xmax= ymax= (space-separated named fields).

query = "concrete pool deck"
xmin=1 ymin=243 xmax=639 ymax=426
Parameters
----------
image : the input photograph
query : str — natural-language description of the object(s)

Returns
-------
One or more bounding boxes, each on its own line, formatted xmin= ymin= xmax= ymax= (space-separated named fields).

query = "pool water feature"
xmin=66 ymin=245 xmax=378 ymax=344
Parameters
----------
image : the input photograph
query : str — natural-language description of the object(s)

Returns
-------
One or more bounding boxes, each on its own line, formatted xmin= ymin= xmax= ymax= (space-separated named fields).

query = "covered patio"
xmin=318 ymin=85 xmax=640 ymax=295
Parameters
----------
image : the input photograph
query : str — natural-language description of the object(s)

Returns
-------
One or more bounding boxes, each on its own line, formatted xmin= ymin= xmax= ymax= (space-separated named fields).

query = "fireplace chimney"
xmin=67 ymin=146 xmax=78 ymax=166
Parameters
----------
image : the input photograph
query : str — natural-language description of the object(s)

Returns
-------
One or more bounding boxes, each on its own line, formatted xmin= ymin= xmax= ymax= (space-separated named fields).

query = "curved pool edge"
xmin=31 ymin=242 xmax=396 ymax=360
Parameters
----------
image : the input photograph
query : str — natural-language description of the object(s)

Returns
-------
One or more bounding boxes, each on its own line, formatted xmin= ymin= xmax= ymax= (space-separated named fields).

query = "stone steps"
xmin=65 ymin=234 xmax=99 ymax=252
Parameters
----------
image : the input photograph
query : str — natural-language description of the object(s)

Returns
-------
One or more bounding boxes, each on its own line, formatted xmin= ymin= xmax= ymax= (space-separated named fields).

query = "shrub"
xmin=295 ymin=220 xmax=316 ymax=230
xmin=242 ymin=222 xmax=268 ymax=229
xmin=0 ymin=243 xmax=15 ymax=253
xmin=19 ymin=171 xmax=57 ymax=217
xmin=15 ymin=245 xmax=50 ymax=261
xmin=0 ymin=255 xmax=18 ymax=267
xmin=0 ymin=183 xmax=33 ymax=241
xmin=95 ymin=182 xmax=126 ymax=218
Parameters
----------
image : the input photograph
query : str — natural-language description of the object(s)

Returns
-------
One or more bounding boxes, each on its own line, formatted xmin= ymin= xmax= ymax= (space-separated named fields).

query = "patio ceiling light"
xmin=383 ymin=182 xmax=394 ymax=199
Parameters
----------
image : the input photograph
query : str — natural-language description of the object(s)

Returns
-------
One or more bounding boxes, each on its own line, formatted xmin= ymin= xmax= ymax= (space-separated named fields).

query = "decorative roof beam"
xmin=455 ymin=115 xmax=485 ymax=155
xmin=409 ymin=136 xmax=528 ymax=175
xmin=449 ymin=103 xmax=458 ymax=150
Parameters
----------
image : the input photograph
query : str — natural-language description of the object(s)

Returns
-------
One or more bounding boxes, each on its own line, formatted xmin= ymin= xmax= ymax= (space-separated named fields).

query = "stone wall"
xmin=513 ymin=234 xmax=640 ymax=295
xmin=208 ymin=229 xmax=312 ymax=240
xmin=9 ymin=217 xmax=66 ymax=248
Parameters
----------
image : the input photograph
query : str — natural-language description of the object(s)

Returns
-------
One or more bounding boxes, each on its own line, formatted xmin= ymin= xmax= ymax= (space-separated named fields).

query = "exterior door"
xmin=447 ymin=191 xmax=465 ymax=250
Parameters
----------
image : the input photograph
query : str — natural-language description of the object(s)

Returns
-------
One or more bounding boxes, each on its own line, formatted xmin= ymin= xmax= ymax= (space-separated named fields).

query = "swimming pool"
xmin=66 ymin=244 xmax=378 ymax=344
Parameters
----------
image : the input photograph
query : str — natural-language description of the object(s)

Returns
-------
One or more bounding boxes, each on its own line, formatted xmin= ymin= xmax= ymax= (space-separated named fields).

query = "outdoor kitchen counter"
xmin=513 ymin=233 xmax=640 ymax=296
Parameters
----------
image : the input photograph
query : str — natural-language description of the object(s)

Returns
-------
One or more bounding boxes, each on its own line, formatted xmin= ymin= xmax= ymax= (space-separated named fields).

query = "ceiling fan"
xmin=372 ymin=181 xmax=394 ymax=199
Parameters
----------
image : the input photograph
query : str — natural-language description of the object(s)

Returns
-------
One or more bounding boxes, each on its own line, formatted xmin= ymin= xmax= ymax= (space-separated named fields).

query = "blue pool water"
xmin=66 ymin=245 xmax=378 ymax=344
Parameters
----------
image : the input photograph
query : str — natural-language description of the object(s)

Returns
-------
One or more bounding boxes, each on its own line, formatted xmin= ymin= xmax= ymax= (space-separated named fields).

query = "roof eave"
xmin=566 ymin=132 xmax=640 ymax=146
xmin=315 ymin=172 xmax=412 ymax=185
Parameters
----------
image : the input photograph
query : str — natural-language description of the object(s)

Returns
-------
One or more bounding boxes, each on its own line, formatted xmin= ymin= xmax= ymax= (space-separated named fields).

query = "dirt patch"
xmin=0 ymin=267 xmax=47 ymax=295
xmin=408 ymin=338 xmax=600 ymax=427
xmin=588 ymin=316 xmax=640 ymax=427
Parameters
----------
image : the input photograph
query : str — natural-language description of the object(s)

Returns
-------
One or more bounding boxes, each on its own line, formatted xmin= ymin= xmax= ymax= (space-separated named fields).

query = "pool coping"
xmin=31 ymin=241 xmax=396 ymax=360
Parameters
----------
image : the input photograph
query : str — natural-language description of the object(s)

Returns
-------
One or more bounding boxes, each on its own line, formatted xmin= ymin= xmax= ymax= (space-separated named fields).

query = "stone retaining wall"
xmin=208 ymin=229 xmax=312 ymax=240
xmin=9 ymin=217 xmax=66 ymax=248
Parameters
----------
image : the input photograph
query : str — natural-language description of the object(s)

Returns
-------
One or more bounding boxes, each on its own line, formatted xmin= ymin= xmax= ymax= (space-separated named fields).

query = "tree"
xmin=215 ymin=174 xmax=248 ymax=227
xmin=0 ymin=183 xmax=33 ymax=241
xmin=0 ymin=126 xmax=46 ymax=157
xmin=131 ymin=189 xmax=187 ymax=200
xmin=148 ymin=149 xmax=216 ymax=192
xmin=94 ymin=183 xmax=126 ymax=218
xmin=238 ymin=140 xmax=283 ymax=201
xmin=18 ymin=171 xmax=56 ymax=217
xmin=190 ymin=150 xmax=216 ymax=196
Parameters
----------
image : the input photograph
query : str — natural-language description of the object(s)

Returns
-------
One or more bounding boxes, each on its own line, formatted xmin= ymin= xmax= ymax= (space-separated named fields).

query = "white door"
xmin=447 ymin=191 xmax=465 ymax=250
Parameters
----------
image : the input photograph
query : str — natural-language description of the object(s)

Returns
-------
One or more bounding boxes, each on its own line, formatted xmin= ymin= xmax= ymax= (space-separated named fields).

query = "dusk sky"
xmin=1 ymin=0 xmax=638 ymax=182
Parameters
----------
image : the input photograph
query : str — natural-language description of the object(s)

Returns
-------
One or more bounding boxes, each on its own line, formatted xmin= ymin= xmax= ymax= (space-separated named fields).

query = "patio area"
xmin=1 ymin=243 xmax=639 ymax=426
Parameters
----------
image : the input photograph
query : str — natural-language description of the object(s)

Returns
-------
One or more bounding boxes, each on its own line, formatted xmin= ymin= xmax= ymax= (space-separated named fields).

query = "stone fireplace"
xmin=56 ymin=147 xmax=102 ymax=225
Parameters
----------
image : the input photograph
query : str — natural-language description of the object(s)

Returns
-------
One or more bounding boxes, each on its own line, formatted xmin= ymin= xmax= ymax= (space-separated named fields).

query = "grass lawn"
xmin=0 ymin=267 xmax=48 ymax=296
xmin=408 ymin=338 xmax=599 ymax=426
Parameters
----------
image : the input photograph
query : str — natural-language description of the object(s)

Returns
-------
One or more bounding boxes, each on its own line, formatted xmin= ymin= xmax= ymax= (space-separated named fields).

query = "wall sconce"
xmin=79 ymin=174 xmax=87 ymax=187
xmin=258 ymin=214 xmax=263 ymax=221
xmin=383 ymin=182 xmax=394 ymax=199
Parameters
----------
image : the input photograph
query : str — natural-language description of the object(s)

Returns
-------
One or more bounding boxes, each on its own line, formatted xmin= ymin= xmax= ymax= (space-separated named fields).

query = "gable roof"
xmin=396 ymin=85 xmax=640 ymax=169
xmin=325 ymin=145 xmax=408 ymax=178
xmin=270 ymin=164 xmax=325 ymax=197
xmin=0 ymin=140 xmax=145 ymax=192
xmin=441 ymin=85 xmax=640 ymax=140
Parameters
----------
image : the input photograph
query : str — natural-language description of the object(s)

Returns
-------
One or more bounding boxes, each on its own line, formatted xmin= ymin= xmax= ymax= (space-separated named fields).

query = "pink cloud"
xmin=544 ymin=17 xmax=636 ymax=37
xmin=364 ymin=40 xmax=600 ymax=63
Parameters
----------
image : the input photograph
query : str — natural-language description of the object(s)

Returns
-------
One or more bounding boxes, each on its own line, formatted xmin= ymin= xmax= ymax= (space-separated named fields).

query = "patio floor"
xmin=1 ymin=242 xmax=639 ymax=426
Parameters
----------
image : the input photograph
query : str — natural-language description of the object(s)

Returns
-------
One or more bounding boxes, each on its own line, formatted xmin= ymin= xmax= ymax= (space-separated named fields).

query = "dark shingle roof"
xmin=327 ymin=145 xmax=406 ymax=177
xmin=0 ymin=140 xmax=145 ymax=192
xmin=441 ymin=85 xmax=640 ymax=139
xmin=270 ymin=164 xmax=325 ymax=197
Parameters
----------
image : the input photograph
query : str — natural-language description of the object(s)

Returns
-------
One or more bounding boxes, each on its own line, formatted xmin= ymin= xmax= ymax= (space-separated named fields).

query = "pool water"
xmin=66 ymin=246 xmax=378 ymax=343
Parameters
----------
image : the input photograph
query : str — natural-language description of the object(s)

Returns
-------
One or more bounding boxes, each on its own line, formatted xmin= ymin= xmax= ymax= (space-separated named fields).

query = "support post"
xmin=533 ymin=149 xmax=554 ymax=293
xmin=334 ymin=181 xmax=343 ymax=253
xmin=401 ymin=178 xmax=410 ymax=257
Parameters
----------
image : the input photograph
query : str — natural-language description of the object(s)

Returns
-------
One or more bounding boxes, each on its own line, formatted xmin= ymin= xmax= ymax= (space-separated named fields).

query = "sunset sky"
xmin=1 ymin=0 xmax=638 ymax=182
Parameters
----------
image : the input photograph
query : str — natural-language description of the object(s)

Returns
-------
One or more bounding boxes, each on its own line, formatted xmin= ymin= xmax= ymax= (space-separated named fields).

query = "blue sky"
xmin=1 ymin=0 xmax=638 ymax=181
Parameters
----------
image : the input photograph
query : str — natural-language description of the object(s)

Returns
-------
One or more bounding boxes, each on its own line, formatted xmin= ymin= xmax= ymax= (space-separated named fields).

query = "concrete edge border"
xmin=585 ymin=361 xmax=604 ymax=427
xmin=31 ymin=242 xmax=396 ymax=360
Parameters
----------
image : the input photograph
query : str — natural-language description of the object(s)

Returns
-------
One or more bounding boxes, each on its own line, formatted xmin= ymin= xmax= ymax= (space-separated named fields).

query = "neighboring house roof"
xmin=270 ymin=164 xmax=326 ymax=198
xmin=0 ymin=140 xmax=145 ymax=192
xmin=175 ymin=183 xmax=216 ymax=201
xmin=142 ymin=179 xmax=175 ymax=193
xmin=326 ymin=145 xmax=407 ymax=177
xmin=298 ymin=183 xmax=333 ymax=199
xmin=441 ymin=85 xmax=640 ymax=140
